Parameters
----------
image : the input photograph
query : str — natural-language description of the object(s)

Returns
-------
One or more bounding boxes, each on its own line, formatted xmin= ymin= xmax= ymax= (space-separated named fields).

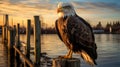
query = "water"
xmin=18 ymin=34 xmax=120 ymax=67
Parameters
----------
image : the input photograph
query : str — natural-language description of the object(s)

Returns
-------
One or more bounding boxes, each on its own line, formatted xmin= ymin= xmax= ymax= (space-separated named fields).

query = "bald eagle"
xmin=55 ymin=2 xmax=97 ymax=65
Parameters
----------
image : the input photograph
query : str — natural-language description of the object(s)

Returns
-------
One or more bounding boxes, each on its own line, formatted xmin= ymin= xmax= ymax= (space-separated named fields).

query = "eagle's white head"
xmin=57 ymin=2 xmax=76 ymax=18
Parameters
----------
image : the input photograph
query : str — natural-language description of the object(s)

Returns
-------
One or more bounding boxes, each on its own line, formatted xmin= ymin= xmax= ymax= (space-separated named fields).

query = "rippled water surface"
xmin=20 ymin=34 xmax=120 ymax=67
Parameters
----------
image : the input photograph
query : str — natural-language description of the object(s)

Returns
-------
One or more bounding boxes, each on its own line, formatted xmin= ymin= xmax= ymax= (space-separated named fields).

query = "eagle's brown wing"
xmin=67 ymin=16 xmax=97 ymax=65
xmin=55 ymin=20 xmax=63 ymax=41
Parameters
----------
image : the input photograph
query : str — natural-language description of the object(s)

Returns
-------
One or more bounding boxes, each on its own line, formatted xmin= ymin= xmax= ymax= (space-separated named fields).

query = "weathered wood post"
xmin=52 ymin=58 xmax=80 ymax=67
xmin=2 ymin=14 xmax=9 ymax=44
xmin=8 ymin=28 xmax=15 ymax=67
xmin=34 ymin=16 xmax=41 ymax=66
xmin=6 ymin=14 xmax=9 ymax=40
xmin=25 ymin=19 xmax=31 ymax=67
xmin=15 ymin=24 xmax=21 ymax=67
xmin=26 ymin=19 xmax=31 ymax=59
xmin=8 ymin=29 xmax=11 ymax=67
xmin=13 ymin=25 xmax=17 ymax=45
xmin=13 ymin=25 xmax=17 ymax=67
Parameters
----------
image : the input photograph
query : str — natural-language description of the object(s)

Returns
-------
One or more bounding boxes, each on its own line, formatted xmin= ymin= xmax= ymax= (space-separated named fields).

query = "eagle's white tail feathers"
xmin=80 ymin=50 xmax=94 ymax=66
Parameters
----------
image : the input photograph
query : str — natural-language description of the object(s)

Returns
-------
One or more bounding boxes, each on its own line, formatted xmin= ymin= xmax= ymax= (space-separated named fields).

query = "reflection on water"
xmin=20 ymin=34 xmax=120 ymax=67
xmin=95 ymin=34 xmax=120 ymax=67
xmin=41 ymin=34 xmax=67 ymax=57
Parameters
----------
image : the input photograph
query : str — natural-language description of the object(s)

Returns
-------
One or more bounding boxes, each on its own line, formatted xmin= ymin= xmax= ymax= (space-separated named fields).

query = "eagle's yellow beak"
xmin=57 ymin=8 xmax=63 ymax=13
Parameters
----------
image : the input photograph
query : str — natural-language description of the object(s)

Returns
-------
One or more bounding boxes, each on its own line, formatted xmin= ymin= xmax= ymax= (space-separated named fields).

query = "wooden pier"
xmin=2 ymin=14 xmax=41 ymax=67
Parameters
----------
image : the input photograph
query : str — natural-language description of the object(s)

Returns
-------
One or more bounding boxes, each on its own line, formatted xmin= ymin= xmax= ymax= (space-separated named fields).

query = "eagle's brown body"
xmin=55 ymin=15 xmax=97 ymax=65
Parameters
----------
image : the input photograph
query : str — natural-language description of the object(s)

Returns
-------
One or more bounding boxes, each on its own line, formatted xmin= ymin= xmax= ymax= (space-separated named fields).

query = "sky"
xmin=0 ymin=0 xmax=120 ymax=27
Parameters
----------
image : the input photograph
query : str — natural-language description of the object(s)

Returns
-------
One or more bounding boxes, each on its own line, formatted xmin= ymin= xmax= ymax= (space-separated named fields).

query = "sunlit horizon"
xmin=0 ymin=0 xmax=120 ymax=27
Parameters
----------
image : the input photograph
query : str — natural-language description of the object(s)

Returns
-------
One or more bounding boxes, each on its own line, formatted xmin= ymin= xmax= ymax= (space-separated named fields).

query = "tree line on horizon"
xmin=40 ymin=21 xmax=120 ymax=34
xmin=93 ymin=21 xmax=120 ymax=34
xmin=0 ymin=21 xmax=120 ymax=34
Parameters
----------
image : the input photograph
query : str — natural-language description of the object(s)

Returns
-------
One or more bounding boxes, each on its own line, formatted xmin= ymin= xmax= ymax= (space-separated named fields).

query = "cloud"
xmin=0 ymin=0 xmax=57 ymax=18
xmin=72 ymin=1 xmax=120 ymax=14
xmin=0 ymin=0 xmax=120 ymax=26
xmin=70 ymin=1 xmax=120 ymax=26
xmin=0 ymin=0 xmax=58 ymax=26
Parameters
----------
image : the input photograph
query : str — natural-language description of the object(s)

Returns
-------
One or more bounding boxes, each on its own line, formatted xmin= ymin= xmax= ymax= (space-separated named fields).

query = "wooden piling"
xmin=26 ymin=19 xmax=31 ymax=59
xmin=15 ymin=24 xmax=20 ymax=51
xmin=15 ymin=24 xmax=21 ymax=67
xmin=8 ymin=29 xmax=15 ymax=67
xmin=34 ymin=16 xmax=41 ymax=66
xmin=13 ymin=25 xmax=16 ymax=45
xmin=2 ymin=14 xmax=9 ymax=44
xmin=5 ymin=14 xmax=9 ymax=43
xmin=52 ymin=58 xmax=80 ymax=67
xmin=25 ymin=19 xmax=31 ymax=67
xmin=8 ymin=30 xmax=11 ymax=67
xmin=16 ymin=24 xmax=20 ymax=50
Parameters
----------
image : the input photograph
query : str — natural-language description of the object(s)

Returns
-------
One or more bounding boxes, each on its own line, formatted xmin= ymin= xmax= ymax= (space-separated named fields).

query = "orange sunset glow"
xmin=0 ymin=0 xmax=120 ymax=27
